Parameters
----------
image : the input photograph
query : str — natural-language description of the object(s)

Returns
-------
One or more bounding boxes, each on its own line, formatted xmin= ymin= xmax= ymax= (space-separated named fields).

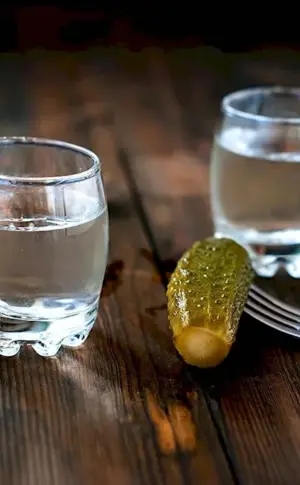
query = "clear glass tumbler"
xmin=210 ymin=86 xmax=300 ymax=278
xmin=0 ymin=137 xmax=109 ymax=357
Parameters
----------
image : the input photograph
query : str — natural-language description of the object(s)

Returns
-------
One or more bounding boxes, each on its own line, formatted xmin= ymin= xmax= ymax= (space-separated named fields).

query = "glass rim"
xmin=222 ymin=86 xmax=300 ymax=125
xmin=0 ymin=136 xmax=101 ymax=185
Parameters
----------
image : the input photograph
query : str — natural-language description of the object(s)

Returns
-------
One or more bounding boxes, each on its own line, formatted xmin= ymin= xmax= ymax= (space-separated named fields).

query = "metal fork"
xmin=245 ymin=285 xmax=300 ymax=338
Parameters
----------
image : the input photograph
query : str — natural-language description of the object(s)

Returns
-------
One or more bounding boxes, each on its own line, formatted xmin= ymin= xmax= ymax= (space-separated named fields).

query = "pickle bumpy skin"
xmin=167 ymin=238 xmax=253 ymax=368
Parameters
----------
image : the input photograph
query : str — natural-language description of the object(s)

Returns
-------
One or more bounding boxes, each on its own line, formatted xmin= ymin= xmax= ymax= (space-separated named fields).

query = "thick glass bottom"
xmin=251 ymin=255 xmax=300 ymax=278
xmin=0 ymin=302 xmax=98 ymax=357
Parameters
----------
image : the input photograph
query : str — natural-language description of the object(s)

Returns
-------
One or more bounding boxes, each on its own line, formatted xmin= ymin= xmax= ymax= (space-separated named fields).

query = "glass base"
xmin=252 ymin=255 xmax=300 ymax=278
xmin=214 ymin=227 xmax=300 ymax=279
xmin=0 ymin=303 xmax=98 ymax=357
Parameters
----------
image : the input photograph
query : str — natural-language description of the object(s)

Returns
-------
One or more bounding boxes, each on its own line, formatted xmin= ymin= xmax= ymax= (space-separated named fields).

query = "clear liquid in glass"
xmin=211 ymin=126 xmax=300 ymax=277
xmin=0 ymin=189 xmax=108 ymax=356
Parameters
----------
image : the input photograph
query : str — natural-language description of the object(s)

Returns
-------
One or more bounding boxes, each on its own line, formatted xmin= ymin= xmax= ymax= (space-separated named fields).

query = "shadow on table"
xmin=188 ymin=270 xmax=300 ymax=391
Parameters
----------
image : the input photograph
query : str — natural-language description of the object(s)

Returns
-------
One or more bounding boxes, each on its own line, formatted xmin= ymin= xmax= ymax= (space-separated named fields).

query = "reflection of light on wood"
xmin=146 ymin=391 xmax=197 ymax=455
xmin=57 ymin=353 xmax=119 ymax=422
xmin=146 ymin=391 xmax=176 ymax=455
xmin=187 ymin=390 xmax=198 ymax=402
xmin=168 ymin=403 xmax=197 ymax=452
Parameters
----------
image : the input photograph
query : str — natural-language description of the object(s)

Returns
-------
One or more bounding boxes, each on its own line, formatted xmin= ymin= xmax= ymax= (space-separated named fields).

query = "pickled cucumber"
xmin=167 ymin=238 xmax=253 ymax=368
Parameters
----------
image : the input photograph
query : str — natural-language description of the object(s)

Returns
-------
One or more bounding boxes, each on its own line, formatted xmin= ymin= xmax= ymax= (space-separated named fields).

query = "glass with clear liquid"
xmin=210 ymin=87 xmax=300 ymax=278
xmin=0 ymin=137 xmax=108 ymax=356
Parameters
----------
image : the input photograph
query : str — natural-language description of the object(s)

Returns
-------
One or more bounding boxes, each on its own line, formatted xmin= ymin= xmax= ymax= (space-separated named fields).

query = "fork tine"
xmin=251 ymin=284 xmax=300 ymax=317
xmin=246 ymin=295 xmax=300 ymax=330
xmin=244 ymin=305 xmax=300 ymax=339
xmin=248 ymin=287 xmax=300 ymax=325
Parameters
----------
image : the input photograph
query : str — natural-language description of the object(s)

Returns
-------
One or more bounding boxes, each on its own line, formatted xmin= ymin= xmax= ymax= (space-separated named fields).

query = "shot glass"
xmin=0 ymin=137 xmax=108 ymax=356
xmin=210 ymin=86 xmax=300 ymax=278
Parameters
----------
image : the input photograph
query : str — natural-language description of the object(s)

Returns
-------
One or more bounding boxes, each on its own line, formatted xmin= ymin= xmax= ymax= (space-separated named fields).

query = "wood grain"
xmin=97 ymin=46 xmax=300 ymax=485
xmin=0 ymin=52 xmax=234 ymax=485
xmin=1 ymin=45 xmax=300 ymax=485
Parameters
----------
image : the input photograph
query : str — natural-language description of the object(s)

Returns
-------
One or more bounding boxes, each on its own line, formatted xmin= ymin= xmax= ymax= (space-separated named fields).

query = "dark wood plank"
xmin=100 ymin=46 xmax=300 ymax=484
xmin=66 ymin=57 xmax=234 ymax=485
xmin=0 ymin=52 xmax=234 ymax=485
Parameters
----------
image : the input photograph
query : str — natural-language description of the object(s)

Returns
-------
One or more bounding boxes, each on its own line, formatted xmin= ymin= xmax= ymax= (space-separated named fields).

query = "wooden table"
xmin=2 ymin=46 xmax=300 ymax=485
